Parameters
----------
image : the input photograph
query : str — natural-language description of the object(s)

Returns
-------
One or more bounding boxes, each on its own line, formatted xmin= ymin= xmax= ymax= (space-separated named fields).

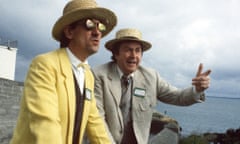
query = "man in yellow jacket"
xmin=10 ymin=0 xmax=117 ymax=144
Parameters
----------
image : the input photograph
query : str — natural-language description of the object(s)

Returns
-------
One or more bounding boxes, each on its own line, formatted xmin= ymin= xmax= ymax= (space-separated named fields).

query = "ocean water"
xmin=156 ymin=96 xmax=240 ymax=136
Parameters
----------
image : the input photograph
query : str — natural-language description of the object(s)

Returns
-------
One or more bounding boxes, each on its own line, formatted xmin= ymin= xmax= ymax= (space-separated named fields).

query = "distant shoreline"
xmin=207 ymin=95 xmax=240 ymax=99
xmin=180 ymin=127 xmax=240 ymax=143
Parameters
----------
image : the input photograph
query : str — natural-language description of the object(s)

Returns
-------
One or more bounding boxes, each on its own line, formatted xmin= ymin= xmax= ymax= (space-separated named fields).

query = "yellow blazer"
xmin=10 ymin=48 xmax=110 ymax=144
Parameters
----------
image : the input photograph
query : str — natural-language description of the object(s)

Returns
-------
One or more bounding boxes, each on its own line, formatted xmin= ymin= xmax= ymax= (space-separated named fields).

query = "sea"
xmin=156 ymin=96 xmax=240 ymax=136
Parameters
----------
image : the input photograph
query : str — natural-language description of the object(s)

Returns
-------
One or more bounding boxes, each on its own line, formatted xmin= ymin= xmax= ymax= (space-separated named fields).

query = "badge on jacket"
xmin=85 ymin=88 xmax=92 ymax=100
xmin=133 ymin=88 xmax=146 ymax=97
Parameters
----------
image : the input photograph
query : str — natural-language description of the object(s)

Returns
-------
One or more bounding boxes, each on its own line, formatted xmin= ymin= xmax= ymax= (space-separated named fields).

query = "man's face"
xmin=115 ymin=41 xmax=143 ymax=75
xmin=65 ymin=19 xmax=104 ymax=61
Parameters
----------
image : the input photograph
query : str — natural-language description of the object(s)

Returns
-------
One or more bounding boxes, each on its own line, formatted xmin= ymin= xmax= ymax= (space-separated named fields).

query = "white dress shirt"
xmin=66 ymin=48 xmax=88 ymax=94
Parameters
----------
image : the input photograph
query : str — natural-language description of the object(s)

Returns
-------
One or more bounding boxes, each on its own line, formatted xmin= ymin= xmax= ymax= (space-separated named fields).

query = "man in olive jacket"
xmin=93 ymin=28 xmax=211 ymax=144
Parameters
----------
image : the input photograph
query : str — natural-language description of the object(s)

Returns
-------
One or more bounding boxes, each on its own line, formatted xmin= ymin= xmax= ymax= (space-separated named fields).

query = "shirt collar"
xmin=116 ymin=65 xmax=134 ymax=79
xmin=66 ymin=48 xmax=88 ymax=68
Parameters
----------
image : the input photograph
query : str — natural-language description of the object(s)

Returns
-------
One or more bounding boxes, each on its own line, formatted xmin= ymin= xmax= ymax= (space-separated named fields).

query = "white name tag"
xmin=134 ymin=88 xmax=146 ymax=97
xmin=85 ymin=88 xmax=92 ymax=100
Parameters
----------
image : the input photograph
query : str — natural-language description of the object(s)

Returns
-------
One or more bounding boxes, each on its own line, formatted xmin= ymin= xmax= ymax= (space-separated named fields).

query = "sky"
xmin=0 ymin=0 xmax=240 ymax=98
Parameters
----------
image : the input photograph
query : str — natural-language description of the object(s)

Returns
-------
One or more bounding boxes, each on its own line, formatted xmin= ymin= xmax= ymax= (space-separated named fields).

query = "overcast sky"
xmin=1 ymin=0 xmax=240 ymax=98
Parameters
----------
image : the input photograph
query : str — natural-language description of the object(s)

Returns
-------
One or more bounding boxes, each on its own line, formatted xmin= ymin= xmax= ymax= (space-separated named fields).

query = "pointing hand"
xmin=192 ymin=63 xmax=211 ymax=92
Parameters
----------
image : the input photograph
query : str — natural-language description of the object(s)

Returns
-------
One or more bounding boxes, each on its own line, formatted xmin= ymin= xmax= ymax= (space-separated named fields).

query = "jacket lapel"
xmin=132 ymin=69 xmax=147 ymax=106
xmin=108 ymin=63 xmax=122 ymax=107
xmin=58 ymin=48 xmax=76 ymax=131
xmin=132 ymin=69 xmax=146 ymax=91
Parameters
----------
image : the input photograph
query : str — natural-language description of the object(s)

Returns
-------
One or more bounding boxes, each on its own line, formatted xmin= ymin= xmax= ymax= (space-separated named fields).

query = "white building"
xmin=0 ymin=44 xmax=17 ymax=80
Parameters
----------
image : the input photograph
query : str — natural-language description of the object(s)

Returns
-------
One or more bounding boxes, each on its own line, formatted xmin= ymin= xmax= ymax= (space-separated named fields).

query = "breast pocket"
xmin=133 ymin=95 xmax=154 ymax=122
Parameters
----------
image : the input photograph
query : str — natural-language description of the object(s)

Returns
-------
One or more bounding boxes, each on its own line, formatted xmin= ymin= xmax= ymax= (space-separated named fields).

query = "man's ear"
xmin=63 ymin=26 xmax=73 ymax=39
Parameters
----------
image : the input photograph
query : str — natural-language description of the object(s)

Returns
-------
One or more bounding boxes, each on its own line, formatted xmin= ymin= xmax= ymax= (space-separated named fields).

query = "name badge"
xmin=85 ymin=88 xmax=92 ymax=100
xmin=134 ymin=88 xmax=146 ymax=97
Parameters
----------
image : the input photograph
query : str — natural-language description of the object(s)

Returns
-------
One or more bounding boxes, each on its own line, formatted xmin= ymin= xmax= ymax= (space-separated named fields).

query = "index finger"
xmin=196 ymin=63 xmax=203 ymax=77
xmin=202 ymin=69 xmax=211 ymax=76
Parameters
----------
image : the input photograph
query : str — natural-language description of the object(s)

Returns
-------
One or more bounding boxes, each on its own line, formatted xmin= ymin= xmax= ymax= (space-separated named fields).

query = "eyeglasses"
xmin=78 ymin=19 xmax=106 ymax=32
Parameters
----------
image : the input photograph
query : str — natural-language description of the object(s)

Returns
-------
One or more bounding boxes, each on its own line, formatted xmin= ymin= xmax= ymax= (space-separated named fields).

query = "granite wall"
xmin=0 ymin=78 xmax=23 ymax=144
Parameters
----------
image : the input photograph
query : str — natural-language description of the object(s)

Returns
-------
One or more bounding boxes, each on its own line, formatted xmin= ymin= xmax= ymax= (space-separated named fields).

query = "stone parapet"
xmin=0 ymin=78 xmax=23 ymax=144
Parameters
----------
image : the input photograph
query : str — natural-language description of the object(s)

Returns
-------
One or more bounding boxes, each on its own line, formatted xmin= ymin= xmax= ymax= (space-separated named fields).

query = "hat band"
xmin=118 ymin=36 xmax=141 ymax=40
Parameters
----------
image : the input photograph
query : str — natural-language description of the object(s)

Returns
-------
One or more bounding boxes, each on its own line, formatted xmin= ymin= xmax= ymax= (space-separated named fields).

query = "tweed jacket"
xmin=93 ymin=62 xmax=204 ymax=144
xmin=10 ymin=48 xmax=110 ymax=144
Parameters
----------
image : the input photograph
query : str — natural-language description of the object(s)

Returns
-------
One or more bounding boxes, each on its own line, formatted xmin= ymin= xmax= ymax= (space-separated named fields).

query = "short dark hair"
xmin=59 ymin=20 xmax=83 ymax=48
xmin=110 ymin=42 xmax=121 ymax=62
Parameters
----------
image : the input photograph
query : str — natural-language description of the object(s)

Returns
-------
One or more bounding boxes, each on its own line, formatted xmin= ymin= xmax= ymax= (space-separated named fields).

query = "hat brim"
xmin=105 ymin=37 xmax=152 ymax=52
xmin=52 ymin=7 xmax=117 ymax=41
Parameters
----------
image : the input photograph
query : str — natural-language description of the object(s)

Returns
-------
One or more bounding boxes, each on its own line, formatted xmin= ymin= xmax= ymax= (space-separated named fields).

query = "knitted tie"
xmin=120 ymin=75 xmax=132 ymax=127
xmin=120 ymin=76 xmax=137 ymax=144
xmin=78 ymin=63 xmax=90 ymax=73
xmin=78 ymin=63 xmax=91 ymax=86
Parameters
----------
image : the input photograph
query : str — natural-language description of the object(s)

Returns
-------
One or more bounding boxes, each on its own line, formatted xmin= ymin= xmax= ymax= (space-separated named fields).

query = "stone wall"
xmin=0 ymin=78 xmax=23 ymax=144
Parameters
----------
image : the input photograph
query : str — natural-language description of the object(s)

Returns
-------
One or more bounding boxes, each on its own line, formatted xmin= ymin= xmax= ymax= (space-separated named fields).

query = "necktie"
xmin=77 ymin=63 xmax=91 ymax=87
xmin=120 ymin=76 xmax=138 ymax=144
xmin=120 ymin=75 xmax=132 ymax=127
xmin=78 ymin=63 xmax=90 ymax=70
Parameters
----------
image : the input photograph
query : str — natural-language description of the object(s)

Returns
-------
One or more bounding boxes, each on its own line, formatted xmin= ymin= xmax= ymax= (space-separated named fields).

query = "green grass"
xmin=179 ymin=134 xmax=208 ymax=144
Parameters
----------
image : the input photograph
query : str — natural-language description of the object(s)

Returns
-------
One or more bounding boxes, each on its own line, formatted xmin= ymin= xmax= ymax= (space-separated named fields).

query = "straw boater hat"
xmin=52 ymin=0 xmax=117 ymax=41
xmin=105 ymin=28 xmax=152 ymax=51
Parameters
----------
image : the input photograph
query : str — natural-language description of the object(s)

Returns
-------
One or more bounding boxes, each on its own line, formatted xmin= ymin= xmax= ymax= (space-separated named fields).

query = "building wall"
xmin=0 ymin=78 xmax=23 ymax=144
xmin=0 ymin=45 xmax=17 ymax=80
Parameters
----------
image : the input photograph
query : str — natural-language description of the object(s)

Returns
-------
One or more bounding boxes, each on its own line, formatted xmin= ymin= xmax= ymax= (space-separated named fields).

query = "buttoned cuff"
xmin=193 ymin=87 xmax=205 ymax=102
